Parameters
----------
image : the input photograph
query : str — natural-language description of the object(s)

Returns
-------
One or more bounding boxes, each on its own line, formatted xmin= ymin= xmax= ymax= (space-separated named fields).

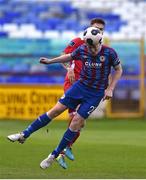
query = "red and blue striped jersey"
xmin=71 ymin=44 xmax=120 ymax=90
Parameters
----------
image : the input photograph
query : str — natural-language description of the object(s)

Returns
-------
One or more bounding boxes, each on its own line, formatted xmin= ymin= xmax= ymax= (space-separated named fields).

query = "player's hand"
xmin=67 ymin=68 xmax=75 ymax=84
xmin=39 ymin=57 xmax=49 ymax=64
xmin=103 ymin=88 xmax=113 ymax=101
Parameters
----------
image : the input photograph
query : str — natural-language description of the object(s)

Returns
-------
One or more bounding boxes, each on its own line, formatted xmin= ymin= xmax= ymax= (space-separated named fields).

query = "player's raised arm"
xmin=39 ymin=54 xmax=72 ymax=65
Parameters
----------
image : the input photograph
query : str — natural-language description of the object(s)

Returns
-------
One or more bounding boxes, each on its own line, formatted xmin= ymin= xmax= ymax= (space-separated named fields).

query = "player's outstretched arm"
xmin=60 ymin=52 xmax=71 ymax=70
xmin=39 ymin=54 xmax=72 ymax=65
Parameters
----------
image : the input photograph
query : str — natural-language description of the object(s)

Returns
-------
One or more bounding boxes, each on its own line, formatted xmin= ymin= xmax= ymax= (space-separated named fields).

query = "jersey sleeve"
xmin=110 ymin=48 xmax=120 ymax=67
xmin=71 ymin=46 xmax=81 ymax=60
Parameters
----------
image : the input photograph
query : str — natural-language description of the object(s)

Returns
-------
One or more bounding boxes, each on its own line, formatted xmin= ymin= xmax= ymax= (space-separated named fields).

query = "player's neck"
xmin=97 ymin=45 xmax=102 ymax=54
xmin=91 ymin=44 xmax=102 ymax=56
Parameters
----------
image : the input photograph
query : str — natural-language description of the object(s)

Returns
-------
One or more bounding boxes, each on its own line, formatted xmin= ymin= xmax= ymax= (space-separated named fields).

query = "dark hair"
xmin=90 ymin=18 xmax=106 ymax=27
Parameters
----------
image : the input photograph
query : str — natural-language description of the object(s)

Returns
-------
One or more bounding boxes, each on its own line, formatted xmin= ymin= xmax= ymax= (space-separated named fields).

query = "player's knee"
xmin=47 ymin=108 xmax=63 ymax=119
xmin=47 ymin=102 xmax=67 ymax=119
xmin=69 ymin=117 xmax=85 ymax=131
xmin=81 ymin=120 xmax=86 ymax=129
xmin=47 ymin=109 xmax=61 ymax=119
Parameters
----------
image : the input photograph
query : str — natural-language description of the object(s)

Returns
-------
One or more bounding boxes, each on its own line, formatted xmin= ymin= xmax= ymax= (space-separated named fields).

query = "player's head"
xmin=83 ymin=27 xmax=103 ymax=56
xmin=90 ymin=18 xmax=105 ymax=34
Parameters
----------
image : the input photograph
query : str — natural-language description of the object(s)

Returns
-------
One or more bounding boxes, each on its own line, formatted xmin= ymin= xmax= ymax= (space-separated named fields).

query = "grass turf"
xmin=0 ymin=118 xmax=146 ymax=179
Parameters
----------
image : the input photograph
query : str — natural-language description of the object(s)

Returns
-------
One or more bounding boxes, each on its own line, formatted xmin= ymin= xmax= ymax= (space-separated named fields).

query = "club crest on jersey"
xmin=99 ymin=56 xmax=105 ymax=62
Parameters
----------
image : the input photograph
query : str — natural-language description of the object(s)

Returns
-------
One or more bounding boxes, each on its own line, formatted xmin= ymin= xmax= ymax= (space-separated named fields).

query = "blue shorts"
xmin=59 ymin=81 xmax=104 ymax=119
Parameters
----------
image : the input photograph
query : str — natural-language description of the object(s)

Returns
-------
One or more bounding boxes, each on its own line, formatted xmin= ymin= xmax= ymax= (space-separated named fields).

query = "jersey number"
xmin=87 ymin=106 xmax=96 ymax=115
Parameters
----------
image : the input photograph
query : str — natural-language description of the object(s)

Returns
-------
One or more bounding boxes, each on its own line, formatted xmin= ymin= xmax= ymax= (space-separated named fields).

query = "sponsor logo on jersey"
xmin=85 ymin=61 xmax=102 ymax=68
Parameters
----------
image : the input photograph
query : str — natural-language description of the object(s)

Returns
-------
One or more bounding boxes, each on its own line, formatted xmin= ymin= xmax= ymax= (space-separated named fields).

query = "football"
xmin=83 ymin=27 xmax=102 ymax=46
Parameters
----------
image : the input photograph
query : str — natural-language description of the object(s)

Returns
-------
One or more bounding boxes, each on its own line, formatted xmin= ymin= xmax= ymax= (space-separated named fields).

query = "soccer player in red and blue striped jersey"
xmin=58 ymin=19 xmax=106 ymax=167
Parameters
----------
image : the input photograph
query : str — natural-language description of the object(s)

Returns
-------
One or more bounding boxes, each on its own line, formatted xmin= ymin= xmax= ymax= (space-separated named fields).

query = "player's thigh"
xmin=77 ymin=96 xmax=103 ymax=119
xmin=47 ymin=102 xmax=67 ymax=119
xmin=59 ymin=95 xmax=81 ymax=112
xmin=59 ymin=81 xmax=83 ymax=111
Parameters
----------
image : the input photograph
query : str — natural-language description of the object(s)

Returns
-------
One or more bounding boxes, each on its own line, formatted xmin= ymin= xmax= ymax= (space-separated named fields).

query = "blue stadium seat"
xmin=12 ymin=63 xmax=31 ymax=73
xmin=0 ymin=31 xmax=8 ymax=37
xmin=0 ymin=0 xmax=129 ymax=33
xmin=118 ymin=79 xmax=139 ymax=89
xmin=0 ymin=63 xmax=11 ymax=72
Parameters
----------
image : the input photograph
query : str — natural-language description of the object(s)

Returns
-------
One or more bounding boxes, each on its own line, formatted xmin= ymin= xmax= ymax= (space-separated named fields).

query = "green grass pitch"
xmin=0 ymin=118 xmax=146 ymax=179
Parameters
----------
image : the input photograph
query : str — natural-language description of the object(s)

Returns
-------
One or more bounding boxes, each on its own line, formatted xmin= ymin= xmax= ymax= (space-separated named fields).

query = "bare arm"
xmin=103 ymin=64 xmax=123 ymax=100
xmin=108 ymin=64 xmax=123 ymax=91
xmin=39 ymin=54 xmax=72 ymax=65
xmin=61 ymin=52 xmax=71 ymax=69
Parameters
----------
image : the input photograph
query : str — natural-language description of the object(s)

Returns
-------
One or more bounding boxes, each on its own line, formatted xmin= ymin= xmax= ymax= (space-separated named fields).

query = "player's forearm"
xmin=108 ymin=66 xmax=123 ymax=90
xmin=40 ymin=54 xmax=72 ymax=65
xmin=60 ymin=52 xmax=71 ymax=69
xmin=49 ymin=54 xmax=72 ymax=64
